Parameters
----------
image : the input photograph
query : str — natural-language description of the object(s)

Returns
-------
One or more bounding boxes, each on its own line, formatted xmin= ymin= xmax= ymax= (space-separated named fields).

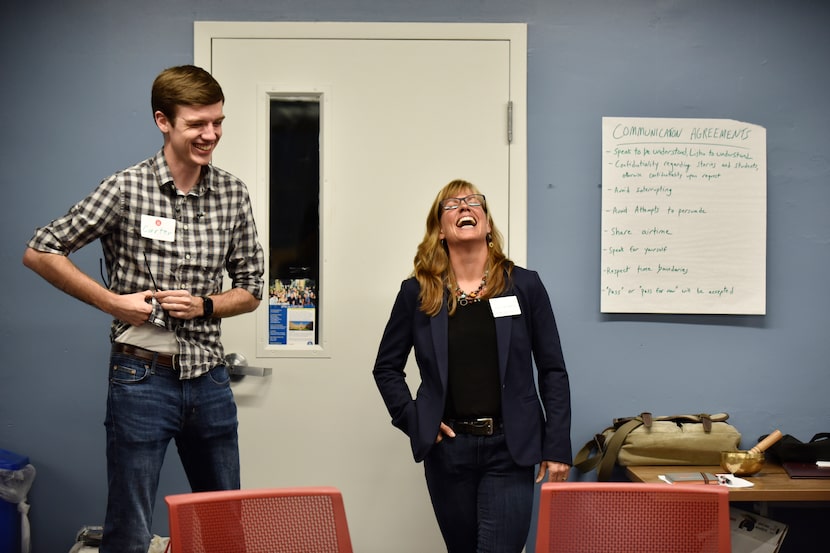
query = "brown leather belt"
xmin=112 ymin=343 xmax=176 ymax=368
xmin=449 ymin=417 xmax=501 ymax=436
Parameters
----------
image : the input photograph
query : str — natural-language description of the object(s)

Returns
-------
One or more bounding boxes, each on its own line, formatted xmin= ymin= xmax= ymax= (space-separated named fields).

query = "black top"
xmin=445 ymin=300 xmax=501 ymax=419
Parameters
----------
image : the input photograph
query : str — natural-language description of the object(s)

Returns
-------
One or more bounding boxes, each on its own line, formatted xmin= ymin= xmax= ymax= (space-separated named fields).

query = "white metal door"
xmin=195 ymin=22 xmax=526 ymax=552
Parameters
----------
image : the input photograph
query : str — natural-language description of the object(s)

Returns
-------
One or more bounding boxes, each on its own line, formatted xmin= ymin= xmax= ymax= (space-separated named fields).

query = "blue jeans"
xmin=423 ymin=428 xmax=535 ymax=553
xmin=100 ymin=351 xmax=240 ymax=553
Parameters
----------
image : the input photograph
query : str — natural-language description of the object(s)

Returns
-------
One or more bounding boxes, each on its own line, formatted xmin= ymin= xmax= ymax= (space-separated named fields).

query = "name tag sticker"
xmin=140 ymin=214 xmax=176 ymax=242
xmin=490 ymin=295 xmax=521 ymax=317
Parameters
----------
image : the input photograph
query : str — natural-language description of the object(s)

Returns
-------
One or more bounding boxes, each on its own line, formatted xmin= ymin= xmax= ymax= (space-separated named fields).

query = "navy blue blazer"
xmin=373 ymin=266 xmax=572 ymax=466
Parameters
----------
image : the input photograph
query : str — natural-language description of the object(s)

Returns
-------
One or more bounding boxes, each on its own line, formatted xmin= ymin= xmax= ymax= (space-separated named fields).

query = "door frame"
xmin=192 ymin=22 xmax=529 ymax=552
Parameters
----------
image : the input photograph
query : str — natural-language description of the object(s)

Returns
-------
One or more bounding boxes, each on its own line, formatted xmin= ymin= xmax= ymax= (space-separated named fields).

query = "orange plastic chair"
xmin=535 ymin=482 xmax=730 ymax=553
xmin=165 ymin=486 xmax=353 ymax=553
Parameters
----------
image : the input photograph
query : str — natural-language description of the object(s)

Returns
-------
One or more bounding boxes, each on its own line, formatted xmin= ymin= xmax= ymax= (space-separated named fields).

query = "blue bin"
xmin=0 ymin=449 xmax=30 ymax=553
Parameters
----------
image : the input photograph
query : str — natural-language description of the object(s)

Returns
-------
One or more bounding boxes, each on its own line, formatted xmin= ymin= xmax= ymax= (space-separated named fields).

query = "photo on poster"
xmin=268 ymin=278 xmax=317 ymax=345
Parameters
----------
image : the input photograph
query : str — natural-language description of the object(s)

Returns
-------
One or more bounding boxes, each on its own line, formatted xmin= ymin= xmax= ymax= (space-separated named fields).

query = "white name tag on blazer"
xmin=489 ymin=295 xmax=521 ymax=317
xmin=140 ymin=214 xmax=176 ymax=242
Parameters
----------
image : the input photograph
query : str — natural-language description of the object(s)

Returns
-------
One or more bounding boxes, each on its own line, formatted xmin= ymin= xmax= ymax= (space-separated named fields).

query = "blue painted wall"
xmin=2 ymin=1 xmax=828 ymax=552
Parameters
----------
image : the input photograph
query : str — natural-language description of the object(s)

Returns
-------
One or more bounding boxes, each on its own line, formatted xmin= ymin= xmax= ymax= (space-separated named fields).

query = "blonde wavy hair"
xmin=413 ymin=179 xmax=514 ymax=316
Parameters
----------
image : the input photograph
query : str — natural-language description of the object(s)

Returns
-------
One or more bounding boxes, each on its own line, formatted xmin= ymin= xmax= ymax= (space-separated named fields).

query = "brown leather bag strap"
xmin=652 ymin=413 xmax=729 ymax=432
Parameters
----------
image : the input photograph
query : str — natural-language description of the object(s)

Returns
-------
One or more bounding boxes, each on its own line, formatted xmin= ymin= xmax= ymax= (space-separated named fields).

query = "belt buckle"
xmin=472 ymin=417 xmax=494 ymax=436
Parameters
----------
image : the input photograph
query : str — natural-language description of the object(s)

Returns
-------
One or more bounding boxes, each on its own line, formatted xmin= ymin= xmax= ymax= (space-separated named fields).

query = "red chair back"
xmin=165 ymin=486 xmax=353 ymax=553
xmin=536 ymin=482 xmax=730 ymax=553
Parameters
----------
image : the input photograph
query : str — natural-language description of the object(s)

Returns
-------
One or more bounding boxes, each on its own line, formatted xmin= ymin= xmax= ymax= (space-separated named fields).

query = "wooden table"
xmin=625 ymin=464 xmax=830 ymax=502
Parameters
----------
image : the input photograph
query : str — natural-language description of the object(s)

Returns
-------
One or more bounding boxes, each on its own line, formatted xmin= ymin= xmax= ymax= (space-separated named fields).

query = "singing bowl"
xmin=720 ymin=450 xmax=765 ymax=476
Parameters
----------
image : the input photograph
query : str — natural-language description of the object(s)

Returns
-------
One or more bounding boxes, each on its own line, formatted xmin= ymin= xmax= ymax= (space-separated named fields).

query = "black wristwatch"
xmin=201 ymin=296 xmax=214 ymax=318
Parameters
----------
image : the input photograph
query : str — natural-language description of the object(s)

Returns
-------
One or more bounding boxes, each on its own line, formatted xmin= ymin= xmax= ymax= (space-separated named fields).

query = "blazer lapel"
xmin=494 ymin=305 xmax=512 ymax=383
xmin=430 ymin=302 xmax=450 ymax=389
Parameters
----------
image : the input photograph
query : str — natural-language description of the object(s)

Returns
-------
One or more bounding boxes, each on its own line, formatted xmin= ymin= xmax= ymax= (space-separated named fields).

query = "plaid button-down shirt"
xmin=28 ymin=149 xmax=265 ymax=378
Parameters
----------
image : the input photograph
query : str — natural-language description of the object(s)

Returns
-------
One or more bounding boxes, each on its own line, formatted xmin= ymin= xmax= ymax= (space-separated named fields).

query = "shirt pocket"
xmin=191 ymin=213 xmax=233 ymax=287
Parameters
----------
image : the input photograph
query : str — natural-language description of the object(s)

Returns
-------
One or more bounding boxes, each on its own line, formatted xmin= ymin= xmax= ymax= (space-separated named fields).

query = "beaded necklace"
xmin=454 ymin=270 xmax=488 ymax=306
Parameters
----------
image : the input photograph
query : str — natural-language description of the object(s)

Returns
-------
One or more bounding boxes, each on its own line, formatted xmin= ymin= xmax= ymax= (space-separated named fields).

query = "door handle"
xmin=225 ymin=352 xmax=272 ymax=379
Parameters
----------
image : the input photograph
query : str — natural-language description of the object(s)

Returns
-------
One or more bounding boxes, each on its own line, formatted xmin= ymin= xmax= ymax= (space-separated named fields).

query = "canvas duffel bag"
xmin=574 ymin=412 xmax=742 ymax=481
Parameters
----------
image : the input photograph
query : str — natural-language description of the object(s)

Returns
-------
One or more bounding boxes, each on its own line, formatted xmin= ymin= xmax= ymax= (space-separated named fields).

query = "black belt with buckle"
xmin=112 ymin=343 xmax=177 ymax=369
xmin=449 ymin=417 xmax=500 ymax=436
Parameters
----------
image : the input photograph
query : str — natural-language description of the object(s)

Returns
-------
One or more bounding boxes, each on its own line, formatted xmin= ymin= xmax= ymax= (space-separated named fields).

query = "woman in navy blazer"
xmin=374 ymin=180 xmax=572 ymax=553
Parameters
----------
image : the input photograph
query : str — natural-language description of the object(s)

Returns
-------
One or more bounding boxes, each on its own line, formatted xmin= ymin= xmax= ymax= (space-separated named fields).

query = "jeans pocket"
xmin=207 ymin=364 xmax=231 ymax=386
xmin=110 ymin=354 xmax=151 ymax=384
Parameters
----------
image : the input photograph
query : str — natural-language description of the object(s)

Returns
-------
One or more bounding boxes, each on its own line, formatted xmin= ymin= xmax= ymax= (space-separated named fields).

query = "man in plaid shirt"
xmin=23 ymin=65 xmax=265 ymax=553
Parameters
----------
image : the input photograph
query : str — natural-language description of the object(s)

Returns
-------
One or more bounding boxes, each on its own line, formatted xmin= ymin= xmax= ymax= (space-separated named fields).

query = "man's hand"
xmin=109 ymin=290 xmax=155 ymax=326
xmin=154 ymin=289 xmax=203 ymax=320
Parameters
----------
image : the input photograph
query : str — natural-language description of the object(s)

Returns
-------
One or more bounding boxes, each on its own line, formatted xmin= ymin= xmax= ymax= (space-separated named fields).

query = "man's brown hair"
xmin=151 ymin=65 xmax=224 ymax=122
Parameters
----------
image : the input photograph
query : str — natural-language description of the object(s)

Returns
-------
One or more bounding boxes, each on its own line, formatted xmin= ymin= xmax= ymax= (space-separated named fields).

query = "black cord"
xmin=143 ymin=252 xmax=160 ymax=291
xmin=99 ymin=258 xmax=111 ymax=289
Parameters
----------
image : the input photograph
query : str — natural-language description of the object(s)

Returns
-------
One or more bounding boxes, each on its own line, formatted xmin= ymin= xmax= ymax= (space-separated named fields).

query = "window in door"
xmin=267 ymin=97 xmax=320 ymax=346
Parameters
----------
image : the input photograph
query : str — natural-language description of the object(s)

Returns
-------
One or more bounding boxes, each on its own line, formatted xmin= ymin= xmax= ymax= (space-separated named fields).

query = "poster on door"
xmin=600 ymin=117 xmax=767 ymax=315
xmin=268 ymin=278 xmax=317 ymax=345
